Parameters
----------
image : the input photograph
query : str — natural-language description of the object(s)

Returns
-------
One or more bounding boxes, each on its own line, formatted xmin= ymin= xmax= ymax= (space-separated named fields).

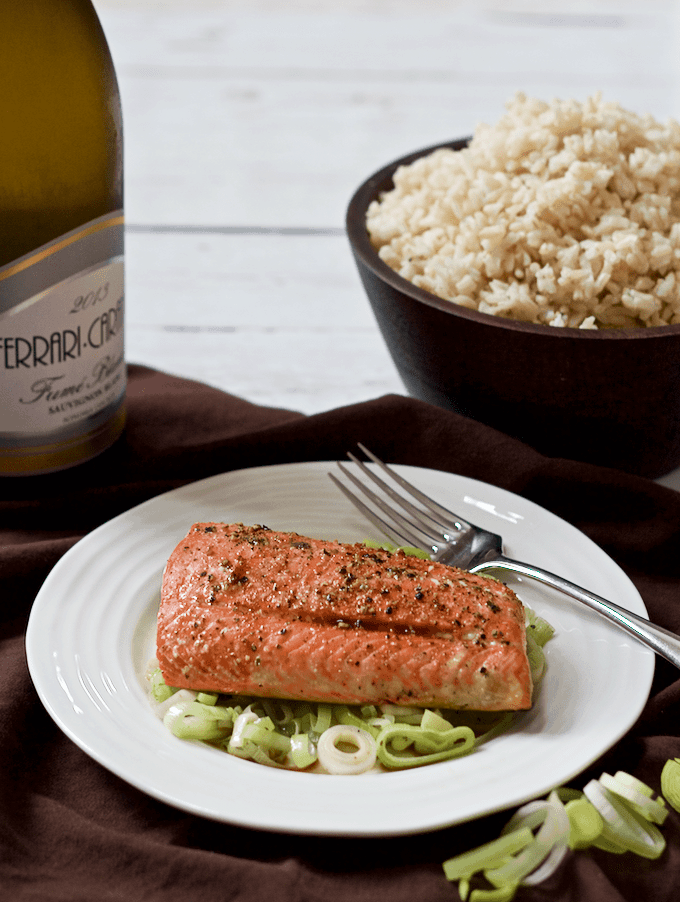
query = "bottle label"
xmin=0 ymin=211 xmax=125 ymax=442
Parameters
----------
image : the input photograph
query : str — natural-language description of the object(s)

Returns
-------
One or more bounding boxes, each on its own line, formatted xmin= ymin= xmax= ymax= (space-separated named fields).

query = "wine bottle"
xmin=0 ymin=0 xmax=125 ymax=475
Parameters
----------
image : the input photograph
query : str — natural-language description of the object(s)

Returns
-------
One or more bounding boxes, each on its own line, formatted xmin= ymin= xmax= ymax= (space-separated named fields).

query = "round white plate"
xmin=26 ymin=461 xmax=654 ymax=836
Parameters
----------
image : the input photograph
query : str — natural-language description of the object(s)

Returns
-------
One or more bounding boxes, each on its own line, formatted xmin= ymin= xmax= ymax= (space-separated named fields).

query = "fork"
xmin=329 ymin=443 xmax=680 ymax=670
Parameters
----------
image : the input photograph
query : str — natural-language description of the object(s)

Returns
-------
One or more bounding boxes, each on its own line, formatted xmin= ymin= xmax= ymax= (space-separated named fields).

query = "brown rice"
xmin=366 ymin=93 xmax=680 ymax=329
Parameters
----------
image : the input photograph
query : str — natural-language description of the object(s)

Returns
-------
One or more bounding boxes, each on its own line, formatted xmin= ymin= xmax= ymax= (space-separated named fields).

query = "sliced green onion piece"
xmin=152 ymin=687 xmax=197 ymax=719
xmin=502 ymin=799 xmax=553 ymax=834
xmin=377 ymin=722 xmax=475 ymax=768
xmin=661 ymin=758 xmax=680 ymax=813
xmin=363 ymin=539 xmax=431 ymax=560
xmin=311 ymin=703 xmax=333 ymax=734
xmin=399 ymin=546 xmax=431 ymax=559
xmin=317 ymin=724 xmax=377 ymax=774
xmin=197 ymin=703 xmax=243 ymax=722
xmin=520 ymin=835 xmax=569 ymax=888
xmin=524 ymin=608 xmax=555 ymax=647
xmin=334 ymin=705 xmax=380 ymax=738
xmin=292 ymin=701 xmax=314 ymax=722
xmin=583 ymin=779 xmax=666 ymax=859
xmin=228 ymin=706 xmax=260 ymax=752
xmin=241 ymin=721 xmax=292 ymax=755
xmin=488 ymin=793 xmax=570 ymax=887
xmin=599 ymin=772 xmax=667 ymax=825
xmin=591 ymin=833 xmax=628 ymax=854
xmin=239 ymin=740 xmax=289 ymax=768
xmin=224 ymin=709 xmax=293 ymax=766
xmin=378 ymin=704 xmax=423 ymax=724
xmin=163 ymin=700 xmax=232 ymax=741
xmin=443 ymin=827 xmax=534 ymax=881
xmin=262 ymin=699 xmax=295 ymax=728
xmin=525 ymin=633 xmax=546 ymax=683
xmin=420 ymin=709 xmax=455 ymax=733
xmin=292 ymin=708 xmax=314 ymax=735
xmin=149 ymin=668 xmax=178 ymax=703
xmin=565 ymin=797 xmax=604 ymax=849
xmin=612 ymin=770 xmax=655 ymax=799
xmin=289 ymin=732 xmax=317 ymax=769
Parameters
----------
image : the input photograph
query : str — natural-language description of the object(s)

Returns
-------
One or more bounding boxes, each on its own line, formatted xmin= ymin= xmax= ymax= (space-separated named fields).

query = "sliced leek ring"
xmin=583 ymin=780 xmax=666 ymax=860
xmin=661 ymin=758 xmax=680 ymax=814
xmin=599 ymin=772 xmax=667 ymax=825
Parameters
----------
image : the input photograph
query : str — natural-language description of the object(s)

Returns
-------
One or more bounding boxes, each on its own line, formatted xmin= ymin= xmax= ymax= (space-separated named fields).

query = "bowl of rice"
xmin=346 ymin=92 xmax=680 ymax=477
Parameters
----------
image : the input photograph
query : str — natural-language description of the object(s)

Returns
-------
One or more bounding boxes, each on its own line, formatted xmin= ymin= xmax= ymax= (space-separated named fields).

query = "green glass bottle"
xmin=0 ymin=0 xmax=125 ymax=475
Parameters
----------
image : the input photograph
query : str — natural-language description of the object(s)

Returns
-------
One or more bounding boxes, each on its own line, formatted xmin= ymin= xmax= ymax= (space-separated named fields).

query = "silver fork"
xmin=329 ymin=443 xmax=680 ymax=670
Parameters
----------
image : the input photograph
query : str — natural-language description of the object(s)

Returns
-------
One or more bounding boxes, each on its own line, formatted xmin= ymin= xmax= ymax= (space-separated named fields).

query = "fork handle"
xmin=472 ymin=555 xmax=680 ymax=670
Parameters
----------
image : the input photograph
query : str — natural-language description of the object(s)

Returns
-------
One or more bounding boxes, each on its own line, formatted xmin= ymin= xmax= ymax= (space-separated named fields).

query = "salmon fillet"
xmin=156 ymin=523 xmax=532 ymax=711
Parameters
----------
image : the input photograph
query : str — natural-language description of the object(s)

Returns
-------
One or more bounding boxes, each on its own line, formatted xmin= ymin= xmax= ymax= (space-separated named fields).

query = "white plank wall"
xmin=92 ymin=0 xmax=680 ymax=485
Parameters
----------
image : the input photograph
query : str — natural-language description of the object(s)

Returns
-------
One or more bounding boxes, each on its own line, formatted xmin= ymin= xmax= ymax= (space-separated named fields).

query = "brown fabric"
xmin=2 ymin=363 xmax=680 ymax=901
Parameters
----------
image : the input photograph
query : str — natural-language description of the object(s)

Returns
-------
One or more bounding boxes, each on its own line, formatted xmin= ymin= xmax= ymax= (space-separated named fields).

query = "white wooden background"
xmin=93 ymin=0 xmax=680 ymax=485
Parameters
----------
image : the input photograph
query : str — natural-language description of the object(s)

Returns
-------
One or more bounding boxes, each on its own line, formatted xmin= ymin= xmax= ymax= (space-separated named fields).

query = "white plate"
xmin=26 ymin=461 xmax=654 ymax=836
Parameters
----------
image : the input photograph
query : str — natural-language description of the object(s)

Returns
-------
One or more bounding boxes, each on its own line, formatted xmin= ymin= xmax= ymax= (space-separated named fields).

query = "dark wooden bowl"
xmin=347 ymin=139 xmax=680 ymax=478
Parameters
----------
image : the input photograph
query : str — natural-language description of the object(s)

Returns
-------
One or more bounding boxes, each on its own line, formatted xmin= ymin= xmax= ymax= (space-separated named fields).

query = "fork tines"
xmin=329 ymin=444 xmax=467 ymax=556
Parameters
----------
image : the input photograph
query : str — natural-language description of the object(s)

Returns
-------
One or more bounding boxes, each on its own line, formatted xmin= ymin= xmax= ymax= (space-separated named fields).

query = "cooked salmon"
xmin=156 ymin=523 xmax=532 ymax=711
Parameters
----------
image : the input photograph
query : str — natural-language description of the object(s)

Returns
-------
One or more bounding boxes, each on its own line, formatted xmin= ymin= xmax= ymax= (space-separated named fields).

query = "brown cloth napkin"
xmin=3 ymin=363 xmax=680 ymax=902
